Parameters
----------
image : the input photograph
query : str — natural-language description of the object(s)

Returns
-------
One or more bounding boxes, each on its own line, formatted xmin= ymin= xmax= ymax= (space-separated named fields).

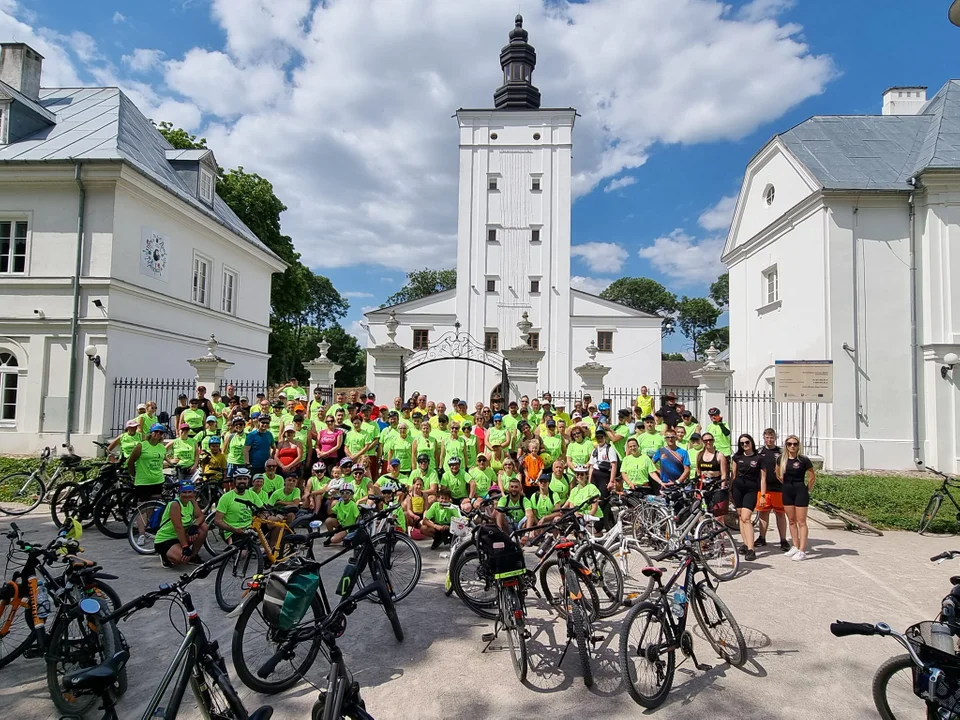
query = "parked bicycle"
xmin=0 ymin=445 xmax=87 ymax=516
xmin=50 ymin=442 xmax=128 ymax=529
xmin=811 ymin=498 xmax=883 ymax=536
xmin=919 ymin=467 xmax=960 ymax=535
xmin=619 ymin=534 xmax=747 ymax=709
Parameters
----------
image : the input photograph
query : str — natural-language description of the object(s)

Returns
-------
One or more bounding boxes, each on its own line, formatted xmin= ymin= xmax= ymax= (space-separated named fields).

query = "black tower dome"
xmin=493 ymin=15 xmax=541 ymax=110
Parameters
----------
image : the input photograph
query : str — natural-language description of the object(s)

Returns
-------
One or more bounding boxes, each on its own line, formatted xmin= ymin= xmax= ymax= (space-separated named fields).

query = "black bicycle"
xmin=919 ymin=467 xmax=960 ymax=535
xmin=50 ymin=443 xmax=128 ymax=529
xmin=65 ymin=547 xmax=274 ymax=720
xmin=231 ymin=505 xmax=404 ymax=695
xmin=619 ymin=535 xmax=747 ymax=708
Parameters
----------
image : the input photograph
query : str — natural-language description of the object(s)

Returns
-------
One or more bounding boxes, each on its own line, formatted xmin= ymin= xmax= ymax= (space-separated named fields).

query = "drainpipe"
xmin=65 ymin=162 xmax=86 ymax=446
xmin=908 ymin=178 xmax=922 ymax=466
xmin=851 ymin=206 xmax=862 ymax=440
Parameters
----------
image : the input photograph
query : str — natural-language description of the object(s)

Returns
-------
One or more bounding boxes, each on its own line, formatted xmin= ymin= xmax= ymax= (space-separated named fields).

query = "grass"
xmin=0 ymin=456 xmax=105 ymax=504
xmin=812 ymin=473 xmax=954 ymax=533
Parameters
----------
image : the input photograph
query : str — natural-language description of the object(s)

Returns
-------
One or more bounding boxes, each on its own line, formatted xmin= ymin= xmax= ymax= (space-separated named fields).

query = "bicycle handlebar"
xmin=931 ymin=551 xmax=960 ymax=562
xmin=830 ymin=621 xmax=879 ymax=637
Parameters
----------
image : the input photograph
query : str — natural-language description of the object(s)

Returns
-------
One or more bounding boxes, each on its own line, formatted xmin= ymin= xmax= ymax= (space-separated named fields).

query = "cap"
xmin=643 ymin=415 xmax=655 ymax=422
xmin=487 ymin=485 xmax=502 ymax=497
xmin=401 ymin=403 xmax=411 ymax=410
xmin=208 ymin=436 xmax=221 ymax=444
xmin=594 ymin=428 xmax=607 ymax=436
xmin=339 ymin=457 xmax=354 ymax=467
xmin=538 ymin=475 xmax=550 ymax=482
xmin=178 ymin=393 xmax=188 ymax=400
xmin=681 ymin=410 xmax=692 ymax=417
xmin=136 ymin=403 xmax=147 ymax=411
xmin=284 ymin=424 xmax=296 ymax=433
xmin=179 ymin=423 xmax=190 ymax=430
xmin=476 ymin=453 xmax=487 ymax=460
xmin=546 ymin=419 xmax=556 ymax=427
xmin=240 ymin=396 xmax=249 ymax=402
xmin=388 ymin=410 xmax=398 ymax=417
xmin=206 ymin=415 xmax=218 ymax=423
xmin=619 ymin=408 xmax=631 ymax=417
xmin=179 ymin=482 xmax=196 ymax=493
xmin=389 ymin=458 xmax=401 ymax=467
xmin=493 ymin=413 xmax=503 ymax=421
xmin=690 ymin=433 xmax=702 ymax=441
xmin=125 ymin=419 xmax=139 ymax=429
xmin=519 ymin=407 xmax=529 ymax=414
xmin=574 ymin=464 xmax=589 ymax=474
xmin=572 ymin=412 xmax=583 ymax=420
xmin=312 ymin=461 xmax=327 ymax=472
xmin=447 ymin=456 xmax=461 ymax=465
xmin=251 ymin=411 xmax=262 ymax=419
xmin=666 ymin=392 xmax=677 ymax=400
xmin=364 ymin=399 xmax=375 ymax=406
xmin=708 ymin=407 xmax=721 ymax=416
xmin=417 ymin=453 xmax=431 ymax=463
xmin=555 ymin=400 xmax=566 ymax=407
xmin=252 ymin=473 xmax=265 ymax=481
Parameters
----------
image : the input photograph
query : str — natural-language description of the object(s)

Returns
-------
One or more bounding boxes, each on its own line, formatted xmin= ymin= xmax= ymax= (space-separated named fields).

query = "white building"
xmin=364 ymin=16 xmax=661 ymax=404
xmin=0 ymin=43 xmax=286 ymax=455
xmin=723 ymin=81 xmax=960 ymax=472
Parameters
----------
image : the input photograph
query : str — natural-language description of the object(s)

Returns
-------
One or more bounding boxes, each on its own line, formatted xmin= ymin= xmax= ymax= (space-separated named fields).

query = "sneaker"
xmin=784 ymin=546 xmax=799 ymax=557
xmin=136 ymin=534 xmax=146 ymax=547
xmin=755 ymin=537 xmax=767 ymax=547
xmin=792 ymin=551 xmax=807 ymax=562
xmin=430 ymin=535 xmax=442 ymax=550
xmin=739 ymin=544 xmax=747 ymax=554
xmin=744 ymin=548 xmax=756 ymax=561
xmin=160 ymin=556 xmax=173 ymax=568
xmin=779 ymin=539 xmax=791 ymax=552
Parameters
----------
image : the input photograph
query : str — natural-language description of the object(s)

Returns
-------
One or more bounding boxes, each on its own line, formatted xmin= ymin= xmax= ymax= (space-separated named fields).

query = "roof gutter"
xmin=65 ymin=161 xmax=85 ymax=446
xmin=908 ymin=177 xmax=923 ymax=466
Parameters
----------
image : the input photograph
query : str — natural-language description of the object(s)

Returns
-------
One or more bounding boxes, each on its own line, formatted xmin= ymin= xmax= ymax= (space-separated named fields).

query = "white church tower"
xmin=455 ymin=15 xmax=575 ymax=400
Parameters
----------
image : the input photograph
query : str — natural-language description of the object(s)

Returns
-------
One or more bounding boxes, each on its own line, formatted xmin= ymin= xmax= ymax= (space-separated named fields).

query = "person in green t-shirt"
xmin=387 ymin=423 xmax=413 ymax=477
xmin=704 ymin=408 xmax=733 ymax=456
xmin=224 ymin=418 xmax=248 ymax=476
xmin=305 ymin=461 xmax=331 ymax=514
xmin=325 ymin=482 xmax=360 ymax=544
xmin=468 ymin=454 xmax=497 ymax=500
xmin=441 ymin=423 xmax=467 ymax=470
xmin=422 ymin=486 xmax=462 ymax=549
xmin=108 ymin=420 xmax=143 ymax=459
xmin=180 ymin=398 xmax=205 ymax=437
xmin=529 ymin=476 xmax=561 ymax=524
xmin=607 ymin=408 xmax=633 ymax=459
xmin=277 ymin=377 xmax=303 ymax=403
xmin=619 ymin=438 xmax=661 ymax=491
xmin=547 ymin=459 xmax=571 ymax=505
xmin=496 ymin=478 xmax=531 ymax=533
xmin=270 ymin=475 xmax=302 ymax=513
xmin=261 ymin=459 xmax=284 ymax=496
xmin=412 ymin=423 xmax=439 ymax=473
xmin=686 ymin=433 xmax=704 ymax=475
xmin=486 ymin=415 xmax=508 ymax=465
xmin=210 ymin=392 xmax=226 ymax=432
xmin=214 ymin=470 xmax=257 ymax=540
xmin=249 ymin=474 xmax=271 ymax=506
xmin=345 ymin=416 xmax=373 ymax=463
xmin=440 ymin=456 xmax=470 ymax=503
xmin=408 ymin=453 xmax=440 ymax=503
xmin=636 ymin=417 xmax=666 ymax=459
xmin=153 ymin=482 xmax=208 ymax=567
xmin=196 ymin=416 xmax=221 ymax=453
xmin=539 ymin=421 xmax=563 ymax=466
xmin=166 ymin=424 xmax=199 ymax=479
xmin=565 ymin=465 xmax=602 ymax=521
xmin=461 ymin=423 xmax=478 ymax=469
xmin=565 ymin=427 xmax=593 ymax=470
xmin=378 ymin=482 xmax=406 ymax=532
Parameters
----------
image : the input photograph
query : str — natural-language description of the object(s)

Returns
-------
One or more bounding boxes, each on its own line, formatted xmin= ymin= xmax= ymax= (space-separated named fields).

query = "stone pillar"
xmin=691 ymin=345 xmax=733 ymax=418
xmin=304 ymin=340 xmax=341 ymax=390
xmin=366 ymin=344 xmax=411 ymax=401
xmin=187 ymin=334 xmax=234 ymax=395
xmin=574 ymin=340 xmax=611 ymax=400
xmin=501 ymin=311 xmax=544 ymax=403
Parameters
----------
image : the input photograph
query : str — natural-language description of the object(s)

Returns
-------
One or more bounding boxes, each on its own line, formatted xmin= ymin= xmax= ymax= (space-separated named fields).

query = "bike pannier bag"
xmin=262 ymin=564 xmax=321 ymax=631
xmin=708 ymin=488 xmax=729 ymax=516
xmin=476 ymin=524 xmax=525 ymax=577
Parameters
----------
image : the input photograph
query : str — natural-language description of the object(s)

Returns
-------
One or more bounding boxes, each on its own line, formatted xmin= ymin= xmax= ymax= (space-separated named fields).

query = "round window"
xmin=764 ymin=184 xmax=775 ymax=206
xmin=533 ymin=132 xmax=541 ymax=140
xmin=490 ymin=132 xmax=498 ymax=140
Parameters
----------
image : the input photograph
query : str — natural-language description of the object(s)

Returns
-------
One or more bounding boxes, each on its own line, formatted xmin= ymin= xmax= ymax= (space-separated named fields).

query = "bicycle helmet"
xmin=234 ymin=467 xmax=252 ymax=479
xmin=208 ymin=436 xmax=221 ymax=445
xmin=339 ymin=457 xmax=353 ymax=467
xmin=340 ymin=482 xmax=356 ymax=495
xmin=312 ymin=461 xmax=326 ymax=473
xmin=598 ymin=401 xmax=610 ymax=411
xmin=417 ymin=453 xmax=431 ymax=464
xmin=380 ymin=482 xmax=398 ymax=493
xmin=573 ymin=464 xmax=589 ymax=474
xmin=58 ymin=517 xmax=83 ymax=540
xmin=447 ymin=456 xmax=461 ymax=466
xmin=149 ymin=423 xmax=166 ymax=433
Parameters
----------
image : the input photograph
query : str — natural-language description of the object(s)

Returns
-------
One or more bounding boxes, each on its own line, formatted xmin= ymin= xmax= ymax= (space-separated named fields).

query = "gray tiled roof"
xmin=0 ymin=86 xmax=280 ymax=261
xmin=778 ymin=80 xmax=960 ymax=191
xmin=661 ymin=360 xmax=703 ymax=388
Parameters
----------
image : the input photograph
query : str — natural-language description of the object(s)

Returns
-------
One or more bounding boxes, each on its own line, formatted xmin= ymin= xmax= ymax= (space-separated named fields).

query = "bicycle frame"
xmin=646 ymin=551 xmax=709 ymax=650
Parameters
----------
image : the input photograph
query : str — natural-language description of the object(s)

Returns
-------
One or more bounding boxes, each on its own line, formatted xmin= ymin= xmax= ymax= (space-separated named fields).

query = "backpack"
xmin=147 ymin=504 xmax=166 ymax=534
xmin=262 ymin=561 xmax=321 ymax=631
xmin=476 ymin=524 xmax=525 ymax=578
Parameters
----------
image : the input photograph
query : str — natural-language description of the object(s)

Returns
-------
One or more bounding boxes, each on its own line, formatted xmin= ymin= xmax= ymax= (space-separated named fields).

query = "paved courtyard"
xmin=0 ymin=510 xmax=953 ymax=719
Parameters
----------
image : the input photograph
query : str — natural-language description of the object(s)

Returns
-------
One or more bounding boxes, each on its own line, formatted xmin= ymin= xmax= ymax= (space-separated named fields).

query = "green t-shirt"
xmin=486 ymin=426 xmax=508 ymax=450
xmin=333 ymin=499 xmax=360 ymax=527
xmin=413 ymin=436 xmax=438 ymax=471
xmin=306 ymin=475 xmax=329 ymax=494
xmin=529 ymin=491 xmax=559 ymax=519
xmin=294 ymin=427 xmax=310 ymax=449
xmin=687 ymin=446 xmax=702 ymax=473
xmin=566 ymin=439 xmax=593 ymax=466
xmin=469 ymin=466 xmax=496 ymax=497
xmin=610 ymin=424 xmax=630 ymax=458
xmin=379 ymin=426 xmax=399 ymax=453
xmin=154 ymin=499 xmax=198 ymax=545
xmin=269 ymin=412 xmax=284 ymax=436
xmin=443 ymin=437 xmax=466 ymax=466
xmin=548 ymin=472 xmax=570 ymax=504
xmin=118 ymin=431 xmax=142 ymax=458
xmin=280 ymin=386 xmax=301 ymax=402
xmin=261 ymin=474 xmax=283 ymax=496
xmin=212 ymin=401 xmax=226 ymax=430
xmin=378 ymin=473 xmax=405 ymax=489
xmin=134 ymin=440 xmax=166 ymax=486
xmin=361 ymin=421 xmax=380 ymax=456
xmin=408 ymin=468 xmax=439 ymax=489
xmin=501 ymin=414 xmax=520 ymax=449
xmin=181 ymin=408 xmax=205 ymax=434
xmin=497 ymin=494 xmax=530 ymax=523
xmin=270 ymin=487 xmax=302 ymax=505
xmin=424 ymin=502 xmax=461 ymax=525
xmin=227 ymin=431 xmax=247 ymax=465
xmin=389 ymin=436 xmax=413 ymax=472
xmin=392 ymin=504 xmax=407 ymax=532
xmin=540 ymin=433 xmax=562 ymax=465
xmin=621 ymin=453 xmax=658 ymax=488
xmin=171 ymin=436 xmax=197 ymax=468
xmin=637 ymin=431 xmax=666 ymax=459
xmin=429 ymin=428 xmax=450 ymax=446
xmin=249 ymin=487 xmax=270 ymax=506
xmin=569 ymin=483 xmax=602 ymax=517
xmin=441 ymin=469 xmax=470 ymax=499
xmin=462 ymin=435 xmax=478 ymax=468
xmin=216 ymin=490 xmax=256 ymax=534
xmin=345 ymin=429 xmax=368 ymax=457
xmin=705 ymin=422 xmax=732 ymax=456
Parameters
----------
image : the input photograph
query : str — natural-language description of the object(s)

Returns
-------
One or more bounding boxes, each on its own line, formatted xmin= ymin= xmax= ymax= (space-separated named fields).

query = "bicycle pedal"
xmin=522 ymin=630 xmax=532 ymax=639
xmin=23 ymin=646 xmax=41 ymax=659
xmin=590 ymin=635 xmax=605 ymax=644
xmin=481 ymin=632 xmax=496 ymax=643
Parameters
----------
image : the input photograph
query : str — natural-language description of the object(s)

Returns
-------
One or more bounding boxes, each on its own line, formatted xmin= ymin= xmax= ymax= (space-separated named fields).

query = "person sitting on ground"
xmin=350 ymin=464 xmax=372 ymax=501
xmin=525 ymin=475 xmax=562 ymax=544
xmin=304 ymin=462 xmax=331 ymax=516
xmin=261 ymin=459 xmax=284 ymax=496
xmin=379 ymin=482 xmax=406 ymax=532
xmin=250 ymin=473 xmax=270 ymax=506
xmin=496 ymin=478 xmax=531 ymax=534
xmin=325 ymin=482 xmax=360 ymax=545
xmin=441 ymin=456 xmax=471 ymax=511
xmin=421 ymin=486 xmax=462 ymax=550
xmin=404 ymin=476 xmax=427 ymax=538
xmin=153 ymin=481 xmax=208 ymax=568
xmin=269 ymin=474 xmax=302 ymax=528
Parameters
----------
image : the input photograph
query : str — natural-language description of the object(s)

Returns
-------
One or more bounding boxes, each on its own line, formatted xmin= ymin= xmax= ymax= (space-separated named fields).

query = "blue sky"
xmin=6 ymin=0 xmax=960 ymax=354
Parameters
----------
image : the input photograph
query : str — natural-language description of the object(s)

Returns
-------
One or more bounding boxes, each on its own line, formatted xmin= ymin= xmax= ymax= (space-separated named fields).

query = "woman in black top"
xmin=697 ymin=433 xmax=729 ymax=517
xmin=777 ymin=434 xmax=815 ymax=562
xmin=730 ymin=433 xmax=766 ymax=561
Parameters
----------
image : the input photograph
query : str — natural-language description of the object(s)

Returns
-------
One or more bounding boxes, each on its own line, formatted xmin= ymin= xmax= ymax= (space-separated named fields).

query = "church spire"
xmin=493 ymin=14 xmax=541 ymax=110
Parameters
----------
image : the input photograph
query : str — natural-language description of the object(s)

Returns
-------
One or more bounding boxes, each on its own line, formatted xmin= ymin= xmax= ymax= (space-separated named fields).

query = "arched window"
xmin=0 ymin=352 xmax=18 ymax=422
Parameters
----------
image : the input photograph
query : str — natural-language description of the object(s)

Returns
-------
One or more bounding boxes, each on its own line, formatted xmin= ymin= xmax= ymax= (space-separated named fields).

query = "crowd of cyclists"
xmin=108 ymin=382 xmax=818 ymax=567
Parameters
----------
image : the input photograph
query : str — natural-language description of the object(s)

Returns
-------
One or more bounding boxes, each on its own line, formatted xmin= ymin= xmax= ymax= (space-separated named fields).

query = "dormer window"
xmin=199 ymin=167 xmax=215 ymax=205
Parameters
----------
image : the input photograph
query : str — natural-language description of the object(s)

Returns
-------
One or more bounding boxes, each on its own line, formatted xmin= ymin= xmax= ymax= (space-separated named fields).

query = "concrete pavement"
xmin=0 ymin=510 xmax=954 ymax=719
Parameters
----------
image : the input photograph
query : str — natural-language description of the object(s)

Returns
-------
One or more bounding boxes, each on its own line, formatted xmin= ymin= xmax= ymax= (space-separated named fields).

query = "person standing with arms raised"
xmin=704 ymin=407 xmax=733 ymax=457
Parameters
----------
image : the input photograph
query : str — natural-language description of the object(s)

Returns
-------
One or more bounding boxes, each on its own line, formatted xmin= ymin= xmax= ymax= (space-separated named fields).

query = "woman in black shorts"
xmin=731 ymin=433 xmax=766 ymax=561
xmin=778 ymin=434 xmax=815 ymax=562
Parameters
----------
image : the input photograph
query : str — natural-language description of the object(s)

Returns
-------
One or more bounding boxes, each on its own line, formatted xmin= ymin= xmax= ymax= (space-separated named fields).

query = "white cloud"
xmin=637 ymin=229 xmax=726 ymax=286
xmin=379 ymin=278 xmax=394 ymax=283
xmin=570 ymin=276 xmax=613 ymax=295
xmin=164 ymin=48 xmax=285 ymax=117
xmin=360 ymin=305 xmax=378 ymax=314
xmin=123 ymin=48 xmax=165 ymax=73
xmin=698 ymin=194 xmax=737 ymax=232
xmin=737 ymin=0 xmax=795 ymax=22
xmin=604 ymin=176 xmax=637 ymax=193
xmin=69 ymin=31 xmax=100 ymax=63
xmin=347 ymin=320 xmax=368 ymax=346
xmin=343 ymin=291 xmax=374 ymax=299
xmin=112 ymin=11 xmax=127 ymax=24
xmin=571 ymin=242 xmax=628 ymax=273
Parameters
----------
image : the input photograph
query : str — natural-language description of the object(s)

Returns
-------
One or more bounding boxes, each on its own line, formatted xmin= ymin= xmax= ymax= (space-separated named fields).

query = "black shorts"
xmin=134 ymin=484 xmax=163 ymax=502
xmin=782 ymin=482 xmax=810 ymax=507
xmin=155 ymin=538 xmax=178 ymax=558
xmin=731 ymin=481 xmax=758 ymax=511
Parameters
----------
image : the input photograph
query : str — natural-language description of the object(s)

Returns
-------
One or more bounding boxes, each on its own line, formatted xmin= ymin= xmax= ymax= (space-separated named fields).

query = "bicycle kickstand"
xmin=557 ymin=636 xmax=572 ymax=667
xmin=679 ymin=630 xmax=710 ymax=672
xmin=481 ymin=621 xmax=502 ymax=653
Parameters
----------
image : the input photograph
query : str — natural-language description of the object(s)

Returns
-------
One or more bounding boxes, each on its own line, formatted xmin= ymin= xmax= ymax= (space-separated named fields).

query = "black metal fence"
xmin=221 ymin=379 xmax=269 ymax=401
xmin=538 ymin=387 xmax=700 ymax=420
xmin=725 ymin=390 xmax=824 ymax=456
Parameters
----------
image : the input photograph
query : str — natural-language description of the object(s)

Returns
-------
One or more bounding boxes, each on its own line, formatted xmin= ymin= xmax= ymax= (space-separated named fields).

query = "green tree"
xmin=677 ymin=296 xmax=721 ymax=361
xmin=156 ymin=121 xmax=206 ymax=150
xmin=600 ymin=277 xmax=678 ymax=335
xmin=661 ymin=352 xmax=686 ymax=361
xmin=382 ymin=268 xmax=457 ymax=307
xmin=709 ymin=273 xmax=729 ymax=309
xmin=317 ymin=324 xmax=366 ymax=387
xmin=696 ymin=326 xmax=729 ymax=358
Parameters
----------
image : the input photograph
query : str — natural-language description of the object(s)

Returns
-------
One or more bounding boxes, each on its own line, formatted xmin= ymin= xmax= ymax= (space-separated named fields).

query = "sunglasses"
xmin=703 ymin=438 xmax=714 ymax=442
xmin=739 ymin=441 xmax=751 ymax=446
xmin=665 ymin=436 xmax=677 ymax=440
xmin=786 ymin=441 xmax=799 ymax=447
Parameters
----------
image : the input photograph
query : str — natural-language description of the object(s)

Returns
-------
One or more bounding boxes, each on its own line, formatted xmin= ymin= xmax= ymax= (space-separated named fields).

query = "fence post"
xmin=691 ymin=345 xmax=733 ymax=417
xmin=186 ymin=334 xmax=235 ymax=395
xmin=304 ymin=340 xmax=342 ymax=390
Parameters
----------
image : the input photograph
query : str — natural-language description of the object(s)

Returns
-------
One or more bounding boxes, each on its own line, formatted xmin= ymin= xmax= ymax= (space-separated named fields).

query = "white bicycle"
xmin=581 ymin=497 xmax=655 ymax=605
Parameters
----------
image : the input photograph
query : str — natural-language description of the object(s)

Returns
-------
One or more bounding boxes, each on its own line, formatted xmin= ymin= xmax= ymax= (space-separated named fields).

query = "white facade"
xmin=723 ymin=80 xmax=960 ymax=472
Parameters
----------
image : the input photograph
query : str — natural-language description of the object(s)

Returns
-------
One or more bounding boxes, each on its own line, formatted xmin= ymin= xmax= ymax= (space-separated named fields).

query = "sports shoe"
xmin=136 ymin=534 xmax=146 ymax=547
xmin=744 ymin=548 xmax=756 ymax=561
xmin=755 ymin=537 xmax=767 ymax=547
xmin=784 ymin=546 xmax=799 ymax=557
xmin=430 ymin=535 xmax=442 ymax=550
xmin=160 ymin=556 xmax=173 ymax=568
xmin=792 ymin=550 xmax=807 ymax=562
xmin=739 ymin=544 xmax=747 ymax=554
xmin=780 ymin=539 xmax=791 ymax=552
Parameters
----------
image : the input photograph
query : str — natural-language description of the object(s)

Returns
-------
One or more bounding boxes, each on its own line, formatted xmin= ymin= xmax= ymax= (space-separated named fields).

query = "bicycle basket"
xmin=263 ymin=561 xmax=321 ymax=631
xmin=476 ymin=524 xmax=525 ymax=577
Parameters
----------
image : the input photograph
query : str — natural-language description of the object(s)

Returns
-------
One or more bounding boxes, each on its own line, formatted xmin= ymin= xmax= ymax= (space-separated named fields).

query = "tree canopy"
xmin=677 ymin=296 xmax=721 ymax=361
xmin=599 ymin=277 xmax=678 ymax=336
xmin=709 ymin=273 xmax=729 ymax=309
xmin=383 ymin=268 xmax=457 ymax=307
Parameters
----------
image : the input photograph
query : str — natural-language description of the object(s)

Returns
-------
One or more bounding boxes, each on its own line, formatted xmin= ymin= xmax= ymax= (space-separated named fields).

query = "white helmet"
xmin=380 ymin=481 xmax=398 ymax=493
xmin=574 ymin=464 xmax=589 ymax=474
xmin=340 ymin=482 xmax=356 ymax=495
xmin=312 ymin=461 xmax=326 ymax=473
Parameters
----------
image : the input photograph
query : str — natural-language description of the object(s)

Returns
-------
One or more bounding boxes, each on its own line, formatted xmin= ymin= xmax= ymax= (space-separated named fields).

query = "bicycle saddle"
xmin=63 ymin=650 xmax=129 ymax=693
xmin=641 ymin=567 xmax=666 ymax=579
xmin=249 ymin=707 xmax=274 ymax=720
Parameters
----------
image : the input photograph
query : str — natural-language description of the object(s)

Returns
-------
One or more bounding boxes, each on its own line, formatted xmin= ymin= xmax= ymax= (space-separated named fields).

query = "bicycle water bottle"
xmin=35 ymin=576 xmax=51 ymax=620
xmin=309 ymin=520 xmax=323 ymax=532
xmin=669 ymin=589 xmax=687 ymax=619
xmin=930 ymin=622 xmax=955 ymax=655
xmin=536 ymin=534 xmax=557 ymax=559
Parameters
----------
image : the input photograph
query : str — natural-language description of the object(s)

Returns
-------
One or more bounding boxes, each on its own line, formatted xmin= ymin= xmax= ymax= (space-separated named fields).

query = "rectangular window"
xmin=597 ymin=331 xmax=614 ymax=352
xmin=531 ymin=177 xmax=541 ymax=191
xmin=222 ymin=267 xmax=238 ymax=315
xmin=488 ymin=228 xmax=497 ymax=243
xmin=199 ymin=168 xmax=215 ymax=204
xmin=530 ymin=279 xmax=540 ymax=293
xmin=526 ymin=332 xmax=540 ymax=350
xmin=531 ymin=228 xmax=540 ymax=243
xmin=762 ymin=265 xmax=779 ymax=304
xmin=484 ymin=332 xmax=499 ymax=352
xmin=0 ymin=220 xmax=28 ymax=274
xmin=413 ymin=329 xmax=430 ymax=350
xmin=192 ymin=253 xmax=210 ymax=306
xmin=488 ymin=177 xmax=498 ymax=191
xmin=486 ymin=279 xmax=497 ymax=293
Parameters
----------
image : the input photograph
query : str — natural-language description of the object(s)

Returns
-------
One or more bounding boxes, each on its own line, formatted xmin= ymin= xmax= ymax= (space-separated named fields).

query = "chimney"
xmin=0 ymin=43 xmax=43 ymax=100
xmin=882 ymin=86 xmax=927 ymax=116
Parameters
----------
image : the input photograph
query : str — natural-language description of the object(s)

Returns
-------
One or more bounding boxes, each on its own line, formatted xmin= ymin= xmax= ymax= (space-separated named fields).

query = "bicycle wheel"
xmin=567 ymin=580 xmax=593 ymax=688
xmin=94 ymin=487 xmax=136 ymax=539
xmin=0 ymin=589 xmax=34 ymax=668
xmin=50 ymin=481 xmax=79 ymax=527
xmin=128 ymin=501 xmax=164 ymax=555
xmin=608 ymin=539 xmax=655 ymax=605
xmin=232 ymin=590 xmax=327 ymax=694
xmin=374 ymin=571 xmax=404 ymax=642
xmin=690 ymin=581 xmax=746 ymax=666
xmin=539 ymin=559 xmax=600 ymax=622
xmin=203 ymin=514 xmax=231 ymax=557
xmin=52 ymin=483 xmax=96 ymax=530
xmin=191 ymin=661 xmax=250 ymax=720
xmin=918 ymin=494 xmax=943 ymax=535
xmin=872 ymin=653 xmax=925 ymax=720
xmin=574 ymin=543 xmax=624 ymax=618
xmin=620 ymin=602 xmax=676 ymax=708
xmin=694 ymin=516 xmax=740 ymax=582
xmin=215 ymin=543 xmax=264 ymax=612
xmin=633 ymin=503 xmax=672 ymax=551
xmin=451 ymin=550 xmax=498 ymax=620
xmin=358 ymin=531 xmax=422 ymax=604
xmin=502 ymin=585 xmax=528 ymax=683
xmin=0 ymin=472 xmax=44 ymax=515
